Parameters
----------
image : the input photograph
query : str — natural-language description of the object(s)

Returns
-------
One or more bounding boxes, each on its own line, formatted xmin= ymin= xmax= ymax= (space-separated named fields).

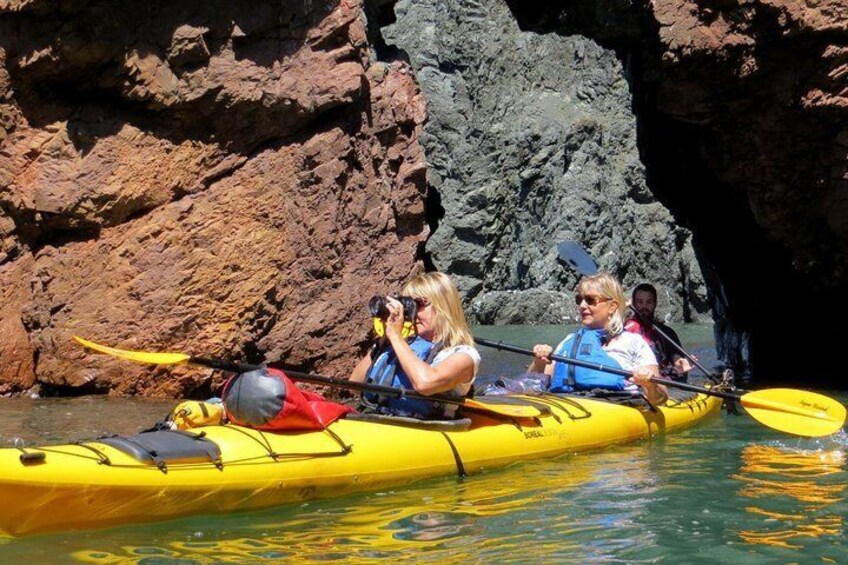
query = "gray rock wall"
xmin=381 ymin=0 xmax=708 ymax=324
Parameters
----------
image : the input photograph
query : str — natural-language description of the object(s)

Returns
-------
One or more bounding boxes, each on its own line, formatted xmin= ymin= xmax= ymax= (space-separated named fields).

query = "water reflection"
xmin=733 ymin=443 xmax=846 ymax=549
xmin=8 ymin=326 xmax=848 ymax=563
xmin=69 ymin=451 xmax=656 ymax=564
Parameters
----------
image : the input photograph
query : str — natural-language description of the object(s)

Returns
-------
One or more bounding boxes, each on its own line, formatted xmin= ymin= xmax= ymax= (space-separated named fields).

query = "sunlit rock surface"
xmin=381 ymin=0 xmax=707 ymax=326
xmin=0 ymin=0 xmax=428 ymax=395
xmin=2 ymin=0 xmax=842 ymax=394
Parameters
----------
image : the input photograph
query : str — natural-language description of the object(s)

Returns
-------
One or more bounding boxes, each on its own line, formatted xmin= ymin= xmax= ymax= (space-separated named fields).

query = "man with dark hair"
xmin=625 ymin=283 xmax=692 ymax=381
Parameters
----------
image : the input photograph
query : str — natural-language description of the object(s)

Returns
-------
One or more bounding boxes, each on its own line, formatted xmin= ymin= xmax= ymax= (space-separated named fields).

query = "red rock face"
xmin=0 ymin=0 xmax=428 ymax=396
xmin=640 ymin=0 xmax=848 ymax=380
xmin=650 ymin=0 xmax=848 ymax=267
xmin=507 ymin=0 xmax=848 ymax=382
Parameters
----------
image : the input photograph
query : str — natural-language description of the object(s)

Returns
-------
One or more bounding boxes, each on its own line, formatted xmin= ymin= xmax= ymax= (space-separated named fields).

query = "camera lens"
xmin=368 ymin=296 xmax=389 ymax=318
xmin=398 ymin=296 xmax=417 ymax=322
xmin=368 ymin=295 xmax=418 ymax=321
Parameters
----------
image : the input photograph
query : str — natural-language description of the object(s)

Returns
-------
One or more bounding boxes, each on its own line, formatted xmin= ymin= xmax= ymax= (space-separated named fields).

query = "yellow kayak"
xmin=0 ymin=391 xmax=722 ymax=537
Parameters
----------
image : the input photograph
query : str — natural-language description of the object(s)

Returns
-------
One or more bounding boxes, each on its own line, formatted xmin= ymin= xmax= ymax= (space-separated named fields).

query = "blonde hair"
xmin=402 ymin=272 xmax=474 ymax=348
xmin=576 ymin=273 xmax=626 ymax=336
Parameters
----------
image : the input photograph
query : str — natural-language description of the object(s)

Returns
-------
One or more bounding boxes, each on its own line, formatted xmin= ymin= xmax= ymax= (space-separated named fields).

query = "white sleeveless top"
xmin=431 ymin=345 xmax=480 ymax=397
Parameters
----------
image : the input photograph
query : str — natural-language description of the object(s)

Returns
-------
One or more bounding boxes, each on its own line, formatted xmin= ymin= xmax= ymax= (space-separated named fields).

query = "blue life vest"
xmin=549 ymin=328 xmax=628 ymax=392
xmin=364 ymin=336 xmax=447 ymax=418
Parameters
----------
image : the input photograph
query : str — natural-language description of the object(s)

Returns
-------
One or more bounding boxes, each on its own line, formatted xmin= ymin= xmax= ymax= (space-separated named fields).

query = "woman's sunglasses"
xmin=574 ymin=294 xmax=611 ymax=307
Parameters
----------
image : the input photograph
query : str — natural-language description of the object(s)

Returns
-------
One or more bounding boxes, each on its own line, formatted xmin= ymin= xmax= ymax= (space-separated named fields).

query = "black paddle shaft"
xmin=474 ymin=337 xmax=632 ymax=378
xmin=627 ymin=308 xmax=716 ymax=380
xmin=282 ymin=369 xmax=471 ymax=408
xmin=189 ymin=357 xmax=471 ymax=408
xmin=190 ymin=357 xmax=259 ymax=373
xmin=474 ymin=337 xmax=741 ymax=402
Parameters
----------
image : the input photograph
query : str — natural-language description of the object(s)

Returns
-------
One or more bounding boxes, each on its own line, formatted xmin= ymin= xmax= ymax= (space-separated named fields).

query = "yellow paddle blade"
xmin=740 ymin=388 xmax=847 ymax=438
xmin=464 ymin=397 xmax=543 ymax=419
xmin=73 ymin=336 xmax=192 ymax=366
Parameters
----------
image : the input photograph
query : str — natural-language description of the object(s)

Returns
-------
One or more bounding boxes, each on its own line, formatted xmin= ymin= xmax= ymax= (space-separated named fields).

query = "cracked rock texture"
xmin=381 ymin=0 xmax=707 ymax=326
xmin=507 ymin=0 xmax=848 ymax=383
xmin=2 ymin=0 xmax=842 ymax=393
xmin=0 ymin=0 xmax=428 ymax=396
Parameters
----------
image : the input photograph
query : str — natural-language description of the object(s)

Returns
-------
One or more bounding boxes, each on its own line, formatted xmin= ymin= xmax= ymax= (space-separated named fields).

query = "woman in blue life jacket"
xmin=528 ymin=273 xmax=668 ymax=405
xmin=350 ymin=272 xmax=480 ymax=418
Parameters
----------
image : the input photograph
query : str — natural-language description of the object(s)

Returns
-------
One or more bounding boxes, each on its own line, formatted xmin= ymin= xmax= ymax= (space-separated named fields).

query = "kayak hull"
xmin=0 ymin=392 xmax=722 ymax=537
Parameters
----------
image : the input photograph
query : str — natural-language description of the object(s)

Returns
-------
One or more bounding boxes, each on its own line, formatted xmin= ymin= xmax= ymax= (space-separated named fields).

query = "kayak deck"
xmin=0 ymin=391 xmax=722 ymax=537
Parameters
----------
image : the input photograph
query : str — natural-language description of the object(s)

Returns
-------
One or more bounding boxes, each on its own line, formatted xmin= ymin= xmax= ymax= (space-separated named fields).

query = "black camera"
xmin=369 ymin=295 xmax=417 ymax=322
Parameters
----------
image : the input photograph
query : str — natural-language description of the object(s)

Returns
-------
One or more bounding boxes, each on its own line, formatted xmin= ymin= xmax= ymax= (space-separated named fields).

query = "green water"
xmin=1 ymin=325 xmax=846 ymax=563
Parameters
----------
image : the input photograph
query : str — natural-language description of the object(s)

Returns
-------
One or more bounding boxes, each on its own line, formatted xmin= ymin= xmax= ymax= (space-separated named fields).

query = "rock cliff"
xmin=380 ymin=0 xmax=707 ymax=326
xmin=506 ymin=0 xmax=848 ymax=382
xmin=1 ymin=0 xmax=843 ymax=393
xmin=0 ymin=0 xmax=428 ymax=396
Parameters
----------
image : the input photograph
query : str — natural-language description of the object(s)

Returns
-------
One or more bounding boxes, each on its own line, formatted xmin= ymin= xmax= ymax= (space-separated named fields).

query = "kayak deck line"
xmin=0 ymin=391 xmax=723 ymax=538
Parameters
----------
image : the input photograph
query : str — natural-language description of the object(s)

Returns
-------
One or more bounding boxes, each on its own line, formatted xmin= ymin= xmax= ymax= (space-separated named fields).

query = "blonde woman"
xmin=351 ymin=272 xmax=480 ymax=418
xmin=529 ymin=273 xmax=667 ymax=405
